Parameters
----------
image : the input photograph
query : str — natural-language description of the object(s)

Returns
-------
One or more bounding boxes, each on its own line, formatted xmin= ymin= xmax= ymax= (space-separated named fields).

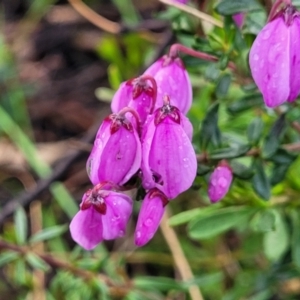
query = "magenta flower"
xmin=141 ymin=98 xmax=197 ymax=198
xmin=111 ymin=76 xmax=157 ymax=125
xmin=135 ymin=189 xmax=168 ymax=247
xmin=232 ymin=13 xmax=245 ymax=28
xmin=208 ymin=164 xmax=233 ymax=203
xmin=249 ymin=6 xmax=300 ymax=107
xmin=143 ymin=56 xmax=192 ymax=114
xmin=70 ymin=184 xmax=133 ymax=250
xmin=86 ymin=110 xmax=141 ymax=186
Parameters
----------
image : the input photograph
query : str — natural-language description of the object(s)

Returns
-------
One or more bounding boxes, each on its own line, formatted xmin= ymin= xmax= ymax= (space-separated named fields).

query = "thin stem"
xmin=68 ymin=0 xmax=121 ymax=34
xmin=267 ymin=0 xmax=291 ymax=22
xmin=169 ymin=43 xmax=236 ymax=70
xmin=140 ymin=75 xmax=158 ymax=113
xmin=118 ymin=107 xmax=142 ymax=133
xmin=158 ymin=0 xmax=223 ymax=28
xmin=160 ymin=208 xmax=204 ymax=300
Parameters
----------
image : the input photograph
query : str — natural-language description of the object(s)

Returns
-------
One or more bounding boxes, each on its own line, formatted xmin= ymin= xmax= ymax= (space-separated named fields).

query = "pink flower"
xmin=70 ymin=184 xmax=133 ymax=250
xmin=141 ymin=97 xmax=197 ymax=198
xmin=208 ymin=164 xmax=233 ymax=203
xmin=86 ymin=111 xmax=141 ymax=186
xmin=249 ymin=6 xmax=300 ymax=107
xmin=111 ymin=76 xmax=156 ymax=125
xmin=143 ymin=56 xmax=192 ymax=114
xmin=135 ymin=189 xmax=168 ymax=247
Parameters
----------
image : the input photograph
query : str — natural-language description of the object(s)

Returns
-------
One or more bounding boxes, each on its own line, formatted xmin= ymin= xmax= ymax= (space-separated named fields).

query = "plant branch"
xmin=158 ymin=0 xmax=223 ymax=28
xmin=160 ymin=208 xmax=204 ymax=300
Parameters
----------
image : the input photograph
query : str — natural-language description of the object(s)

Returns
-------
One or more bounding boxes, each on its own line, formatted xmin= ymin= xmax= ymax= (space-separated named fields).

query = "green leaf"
xmin=168 ymin=204 xmax=222 ymax=226
xmin=209 ymin=144 xmax=251 ymax=160
xmin=14 ymin=206 xmax=28 ymax=245
xmin=215 ymin=73 xmax=231 ymax=98
xmin=215 ymin=0 xmax=261 ymax=15
xmin=199 ymin=103 xmax=221 ymax=149
xmin=26 ymin=252 xmax=50 ymax=272
xmin=270 ymin=164 xmax=290 ymax=186
xmin=262 ymin=114 xmax=286 ymax=158
xmin=188 ymin=206 xmax=257 ymax=239
xmin=231 ymin=161 xmax=254 ymax=180
xmin=227 ymin=93 xmax=263 ymax=114
xmin=247 ymin=117 xmax=263 ymax=145
xmin=134 ymin=276 xmax=184 ymax=292
xmin=29 ymin=225 xmax=67 ymax=244
xmin=0 ymin=251 xmax=19 ymax=267
xmin=269 ymin=148 xmax=297 ymax=164
xmin=251 ymin=209 xmax=276 ymax=232
xmin=263 ymin=210 xmax=289 ymax=261
xmin=289 ymin=210 xmax=300 ymax=269
xmin=251 ymin=159 xmax=270 ymax=200
xmin=197 ymin=164 xmax=211 ymax=176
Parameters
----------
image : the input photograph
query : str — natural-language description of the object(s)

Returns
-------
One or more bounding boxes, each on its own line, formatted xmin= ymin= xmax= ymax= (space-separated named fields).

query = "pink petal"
xmin=141 ymin=114 xmax=157 ymax=191
xmin=98 ymin=126 xmax=141 ymax=185
xmin=87 ymin=120 xmax=111 ymax=185
xmin=69 ymin=207 xmax=103 ymax=250
xmin=135 ymin=190 xmax=166 ymax=247
xmin=142 ymin=116 xmax=197 ymax=198
xmin=249 ymin=17 xmax=290 ymax=107
xmin=111 ymin=82 xmax=131 ymax=113
xmin=288 ymin=17 xmax=300 ymax=101
xmin=101 ymin=191 xmax=133 ymax=240
xmin=144 ymin=58 xmax=192 ymax=114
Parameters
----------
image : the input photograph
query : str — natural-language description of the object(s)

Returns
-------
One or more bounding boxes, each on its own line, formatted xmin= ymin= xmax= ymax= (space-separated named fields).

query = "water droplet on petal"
xmin=136 ymin=230 xmax=141 ymax=238
xmin=119 ymin=230 xmax=124 ymax=237
xmin=144 ymin=218 xmax=153 ymax=227
xmin=253 ymin=53 xmax=259 ymax=61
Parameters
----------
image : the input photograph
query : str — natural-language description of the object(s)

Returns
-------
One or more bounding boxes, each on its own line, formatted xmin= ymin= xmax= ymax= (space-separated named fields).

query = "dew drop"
xmin=119 ymin=230 xmax=124 ymax=237
xmin=218 ymin=177 xmax=228 ymax=188
xmin=136 ymin=230 xmax=141 ymax=238
xmin=144 ymin=218 xmax=153 ymax=227
xmin=253 ymin=53 xmax=259 ymax=61
xmin=262 ymin=29 xmax=271 ymax=40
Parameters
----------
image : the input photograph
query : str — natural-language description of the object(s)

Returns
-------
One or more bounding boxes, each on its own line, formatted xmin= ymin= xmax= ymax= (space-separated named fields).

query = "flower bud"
xmin=87 ymin=112 xmax=141 ymax=186
xmin=208 ymin=164 xmax=233 ymax=203
xmin=143 ymin=56 xmax=192 ymax=114
xmin=141 ymin=97 xmax=197 ymax=198
xmin=111 ymin=77 xmax=156 ymax=125
xmin=135 ymin=189 xmax=168 ymax=247
xmin=70 ymin=184 xmax=133 ymax=250
xmin=249 ymin=6 xmax=300 ymax=107
xmin=232 ymin=13 xmax=245 ymax=28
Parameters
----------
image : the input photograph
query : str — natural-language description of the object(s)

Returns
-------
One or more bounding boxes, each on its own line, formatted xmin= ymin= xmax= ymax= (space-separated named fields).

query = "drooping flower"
xmin=86 ymin=109 xmax=141 ymax=186
xmin=208 ymin=163 xmax=233 ymax=203
xmin=249 ymin=5 xmax=300 ymax=107
xmin=70 ymin=184 xmax=133 ymax=250
xmin=111 ymin=76 xmax=157 ymax=125
xmin=143 ymin=56 xmax=192 ymax=114
xmin=135 ymin=189 xmax=168 ymax=247
xmin=141 ymin=97 xmax=197 ymax=199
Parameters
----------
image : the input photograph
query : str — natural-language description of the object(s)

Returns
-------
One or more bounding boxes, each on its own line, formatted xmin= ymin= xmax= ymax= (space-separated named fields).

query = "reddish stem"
xmin=118 ymin=106 xmax=142 ymax=134
xmin=169 ymin=43 xmax=236 ymax=70
xmin=140 ymin=75 xmax=157 ymax=113
xmin=268 ymin=0 xmax=291 ymax=22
